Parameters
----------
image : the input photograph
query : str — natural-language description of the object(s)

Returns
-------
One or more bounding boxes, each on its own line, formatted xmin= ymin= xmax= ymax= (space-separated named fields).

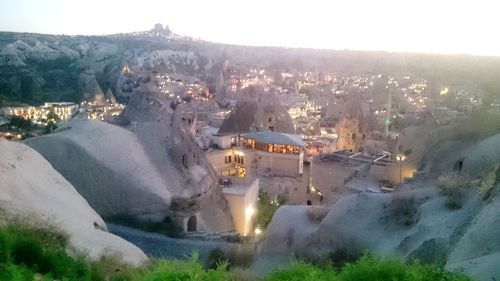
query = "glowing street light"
xmin=245 ymin=206 xmax=255 ymax=218
xmin=254 ymin=227 xmax=262 ymax=235
xmin=396 ymin=154 xmax=406 ymax=183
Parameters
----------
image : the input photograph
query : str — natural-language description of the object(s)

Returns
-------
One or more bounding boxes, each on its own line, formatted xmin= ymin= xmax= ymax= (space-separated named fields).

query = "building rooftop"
xmin=241 ymin=131 xmax=305 ymax=146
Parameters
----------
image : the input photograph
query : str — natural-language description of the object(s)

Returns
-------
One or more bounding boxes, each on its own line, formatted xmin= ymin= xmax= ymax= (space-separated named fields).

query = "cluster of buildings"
xmin=200 ymin=130 xmax=310 ymax=235
xmin=80 ymin=89 xmax=125 ymax=121
xmin=0 ymin=102 xmax=79 ymax=125
xmin=158 ymin=63 xmax=493 ymax=237
xmin=156 ymin=73 xmax=211 ymax=102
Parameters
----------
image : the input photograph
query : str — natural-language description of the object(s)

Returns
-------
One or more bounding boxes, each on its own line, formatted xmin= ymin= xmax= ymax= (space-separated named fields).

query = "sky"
xmin=0 ymin=0 xmax=499 ymax=56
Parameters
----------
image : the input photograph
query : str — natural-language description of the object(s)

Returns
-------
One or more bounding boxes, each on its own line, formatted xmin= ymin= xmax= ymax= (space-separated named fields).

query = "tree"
xmin=253 ymin=192 xmax=287 ymax=229
xmin=9 ymin=116 xmax=32 ymax=131
xmin=46 ymin=110 xmax=60 ymax=122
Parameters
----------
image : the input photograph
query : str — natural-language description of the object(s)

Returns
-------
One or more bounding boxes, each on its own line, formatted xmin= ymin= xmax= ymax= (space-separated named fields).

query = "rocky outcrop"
xmin=0 ymin=140 xmax=147 ymax=266
xmin=26 ymin=91 xmax=234 ymax=233
xmin=218 ymin=96 xmax=295 ymax=134
xmin=446 ymin=191 xmax=500 ymax=281
xmin=259 ymin=185 xmax=500 ymax=281
xmin=117 ymin=91 xmax=234 ymax=233
xmin=25 ymin=120 xmax=173 ymax=221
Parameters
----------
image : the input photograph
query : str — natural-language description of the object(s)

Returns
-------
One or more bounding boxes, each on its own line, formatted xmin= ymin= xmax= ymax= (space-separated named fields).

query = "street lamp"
xmin=396 ymin=154 xmax=406 ymax=184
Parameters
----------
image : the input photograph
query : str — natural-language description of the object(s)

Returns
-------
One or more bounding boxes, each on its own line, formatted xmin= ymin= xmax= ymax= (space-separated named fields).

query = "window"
xmin=224 ymin=155 xmax=232 ymax=163
xmin=234 ymin=155 xmax=244 ymax=165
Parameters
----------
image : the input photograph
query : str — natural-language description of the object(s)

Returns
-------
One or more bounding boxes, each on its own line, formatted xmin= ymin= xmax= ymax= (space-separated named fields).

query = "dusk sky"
xmin=1 ymin=0 xmax=499 ymax=56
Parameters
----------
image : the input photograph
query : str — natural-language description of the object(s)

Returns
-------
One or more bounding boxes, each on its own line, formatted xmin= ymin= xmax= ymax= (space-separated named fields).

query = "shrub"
xmin=169 ymin=197 xmax=201 ymax=214
xmin=0 ymin=221 xmax=95 ymax=281
xmin=206 ymin=246 xmax=254 ymax=269
xmin=438 ymin=172 xmax=470 ymax=209
xmin=265 ymin=254 xmax=472 ymax=281
xmin=306 ymin=206 xmax=329 ymax=223
xmin=138 ymin=255 xmax=232 ymax=281
xmin=0 ymin=222 xmax=473 ymax=281
xmin=478 ymin=164 xmax=499 ymax=200
xmin=390 ymin=193 xmax=419 ymax=226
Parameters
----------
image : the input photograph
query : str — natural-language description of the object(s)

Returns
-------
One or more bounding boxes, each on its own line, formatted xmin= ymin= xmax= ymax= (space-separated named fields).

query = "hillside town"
xmin=1 ymin=19 xmax=500 ymax=281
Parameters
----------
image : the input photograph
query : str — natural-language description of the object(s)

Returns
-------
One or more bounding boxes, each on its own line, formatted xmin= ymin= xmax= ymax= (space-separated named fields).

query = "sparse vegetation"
xmin=438 ymin=172 xmax=470 ymax=209
xmin=478 ymin=164 xmax=500 ymax=200
xmin=306 ymin=206 xmax=330 ymax=223
xmin=390 ymin=193 xmax=419 ymax=226
xmin=169 ymin=197 xmax=201 ymax=214
xmin=0 ymin=223 xmax=472 ymax=281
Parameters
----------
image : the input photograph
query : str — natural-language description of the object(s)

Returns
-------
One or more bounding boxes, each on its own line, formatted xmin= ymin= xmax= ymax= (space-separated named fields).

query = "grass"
xmin=0 ymin=222 xmax=473 ymax=281
xmin=265 ymin=255 xmax=471 ymax=281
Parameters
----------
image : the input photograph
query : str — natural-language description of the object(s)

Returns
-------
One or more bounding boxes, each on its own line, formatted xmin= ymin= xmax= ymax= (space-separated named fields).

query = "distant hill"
xmin=1 ymin=28 xmax=500 ymax=104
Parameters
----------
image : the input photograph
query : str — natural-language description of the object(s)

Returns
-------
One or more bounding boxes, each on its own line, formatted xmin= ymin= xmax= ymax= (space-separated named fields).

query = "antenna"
xmin=385 ymin=83 xmax=392 ymax=139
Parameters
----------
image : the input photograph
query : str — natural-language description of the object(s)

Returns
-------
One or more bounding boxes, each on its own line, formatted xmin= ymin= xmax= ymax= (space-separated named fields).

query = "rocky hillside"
xmin=0 ymin=30 xmax=223 ymax=104
xmin=0 ymin=139 xmax=147 ymax=266
xmin=258 ymin=133 xmax=500 ymax=281
xmin=2 ymin=28 xmax=500 ymax=105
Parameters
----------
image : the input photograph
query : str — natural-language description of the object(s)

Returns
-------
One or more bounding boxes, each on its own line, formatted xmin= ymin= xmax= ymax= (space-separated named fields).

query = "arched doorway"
xmin=187 ymin=215 xmax=197 ymax=232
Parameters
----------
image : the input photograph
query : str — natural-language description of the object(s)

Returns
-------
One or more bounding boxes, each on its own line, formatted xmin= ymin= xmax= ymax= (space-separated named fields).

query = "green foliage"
xmin=206 ymin=247 xmax=254 ymax=270
xmin=137 ymin=256 xmax=232 ymax=281
xmin=265 ymin=255 xmax=471 ymax=281
xmin=0 ymin=222 xmax=94 ymax=281
xmin=8 ymin=116 xmax=33 ymax=131
xmin=0 ymin=223 xmax=472 ymax=281
xmin=46 ymin=110 xmax=60 ymax=122
xmin=253 ymin=192 xmax=287 ymax=229
xmin=44 ymin=120 xmax=58 ymax=133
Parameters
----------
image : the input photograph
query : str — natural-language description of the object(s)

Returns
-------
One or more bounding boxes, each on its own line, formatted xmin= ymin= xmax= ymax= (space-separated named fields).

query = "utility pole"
xmin=385 ymin=84 xmax=392 ymax=139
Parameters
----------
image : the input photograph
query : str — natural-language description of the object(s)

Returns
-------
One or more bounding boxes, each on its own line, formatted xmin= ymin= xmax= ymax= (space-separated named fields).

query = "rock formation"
xmin=27 ymin=91 xmax=234 ymax=234
xmin=0 ymin=140 xmax=147 ymax=266
xmin=218 ymin=95 xmax=295 ymax=134
xmin=259 ymin=130 xmax=500 ymax=281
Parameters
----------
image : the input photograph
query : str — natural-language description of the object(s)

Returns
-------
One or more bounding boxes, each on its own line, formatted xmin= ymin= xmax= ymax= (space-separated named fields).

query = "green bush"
xmin=266 ymin=255 xmax=471 ymax=281
xmin=206 ymin=246 xmax=254 ymax=269
xmin=390 ymin=193 xmax=419 ymax=226
xmin=438 ymin=172 xmax=470 ymax=209
xmin=0 ymin=223 xmax=472 ymax=281
xmin=0 ymin=222 xmax=96 ymax=281
xmin=137 ymin=256 xmax=232 ymax=281
xmin=253 ymin=192 xmax=287 ymax=229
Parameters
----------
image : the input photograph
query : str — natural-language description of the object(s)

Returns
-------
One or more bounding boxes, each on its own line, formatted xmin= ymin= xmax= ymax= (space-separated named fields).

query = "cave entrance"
xmin=453 ymin=159 xmax=464 ymax=173
xmin=187 ymin=215 xmax=197 ymax=232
